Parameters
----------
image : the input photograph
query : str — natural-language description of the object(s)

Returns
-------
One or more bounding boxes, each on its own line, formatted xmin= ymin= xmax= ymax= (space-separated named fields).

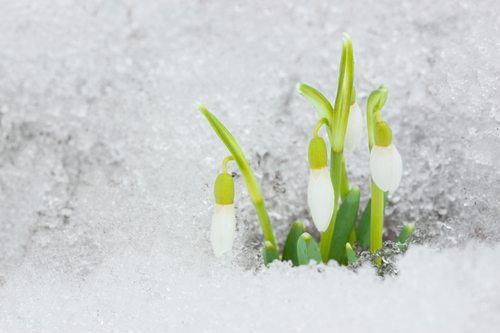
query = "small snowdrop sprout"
xmin=210 ymin=157 xmax=236 ymax=257
xmin=307 ymin=131 xmax=334 ymax=232
xmin=369 ymin=121 xmax=403 ymax=192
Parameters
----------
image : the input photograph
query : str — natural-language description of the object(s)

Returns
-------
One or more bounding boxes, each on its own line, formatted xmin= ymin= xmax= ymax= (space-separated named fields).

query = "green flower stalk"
xmin=298 ymin=33 xmax=355 ymax=262
xmin=366 ymin=87 xmax=403 ymax=262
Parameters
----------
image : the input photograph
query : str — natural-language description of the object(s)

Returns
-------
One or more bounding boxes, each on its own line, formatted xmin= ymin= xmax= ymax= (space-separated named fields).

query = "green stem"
xmin=255 ymin=199 xmax=276 ymax=248
xmin=319 ymin=150 xmax=343 ymax=261
xmin=366 ymin=85 xmax=388 ymax=150
xmin=221 ymin=155 xmax=234 ymax=174
xmin=340 ymin=158 xmax=349 ymax=201
xmin=313 ymin=118 xmax=329 ymax=137
xmin=370 ymin=180 xmax=384 ymax=264
xmin=320 ymin=206 xmax=337 ymax=262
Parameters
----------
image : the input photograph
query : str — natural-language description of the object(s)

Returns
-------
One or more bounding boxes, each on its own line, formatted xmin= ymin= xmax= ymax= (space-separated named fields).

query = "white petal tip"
xmin=210 ymin=204 xmax=236 ymax=257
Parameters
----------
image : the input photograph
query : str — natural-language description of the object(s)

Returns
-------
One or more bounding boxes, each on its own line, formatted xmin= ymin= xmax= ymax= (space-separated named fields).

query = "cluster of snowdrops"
xmin=199 ymin=34 xmax=413 ymax=267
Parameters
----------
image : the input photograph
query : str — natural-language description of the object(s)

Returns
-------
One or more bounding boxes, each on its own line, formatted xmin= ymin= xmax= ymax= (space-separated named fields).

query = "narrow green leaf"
xmin=348 ymin=228 xmax=356 ymax=245
xmin=345 ymin=243 xmax=358 ymax=265
xmin=297 ymin=233 xmax=321 ymax=266
xmin=336 ymin=33 xmax=354 ymax=148
xmin=296 ymin=83 xmax=334 ymax=121
xmin=397 ymin=223 xmax=414 ymax=252
xmin=357 ymin=193 xmax=388 ymax=249
xmin=282 ymin=220 xmax=304 ymax=266
xmin=263 ymin=241 xmax=279 ymax=266
xmin=357 ymin=199 xmax=372 ymax=249
xmin=198 ymin=103 xmax=259 ymax=202
xmin=329 ymin=187 xmax=360 ymax=265
xmin=198 ymin=104 xmax=277 ymax=249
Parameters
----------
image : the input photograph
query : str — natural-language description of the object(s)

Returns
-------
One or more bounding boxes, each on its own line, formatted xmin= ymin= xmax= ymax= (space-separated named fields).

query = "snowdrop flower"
xmin=344 ymin=102 xmax=363 ymax=151
xmin=211 ymin=172 xmax=236 ymax=257
xmin=307 ymin=136 xmax=334 ymax=232
xmin=370 ymin=121 xmax=403 ymax=192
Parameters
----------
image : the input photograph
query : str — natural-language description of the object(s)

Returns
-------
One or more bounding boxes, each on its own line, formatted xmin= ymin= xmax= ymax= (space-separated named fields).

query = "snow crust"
xmin=0 ymin=0 xmax=499 ymax=331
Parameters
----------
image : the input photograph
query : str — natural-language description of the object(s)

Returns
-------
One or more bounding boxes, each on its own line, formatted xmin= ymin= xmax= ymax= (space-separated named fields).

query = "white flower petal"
xmin=370 ymin=144 xmax=403 ymax=192
xmin=307 ymin=167 xmax=334 ymax=232
xmin=210 ymin=204 xmax=236 ymax=257
xmin=344 ymin=103 xmax=363 ymax=152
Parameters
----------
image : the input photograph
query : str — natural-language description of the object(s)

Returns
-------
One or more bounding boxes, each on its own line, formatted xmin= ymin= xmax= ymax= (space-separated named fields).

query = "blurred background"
xmin=0 ymin=0 xmax=499 ymax=331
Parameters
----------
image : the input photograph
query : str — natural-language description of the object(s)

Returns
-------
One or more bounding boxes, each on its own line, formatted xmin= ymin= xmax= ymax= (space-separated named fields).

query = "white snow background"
xmin=1 ymin=0 xmax=500 ymax=332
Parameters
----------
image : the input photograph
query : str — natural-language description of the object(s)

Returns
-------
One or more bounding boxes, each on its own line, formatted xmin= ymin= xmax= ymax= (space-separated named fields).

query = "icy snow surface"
xmin=1 ymin=0 xmax=500 ymax=331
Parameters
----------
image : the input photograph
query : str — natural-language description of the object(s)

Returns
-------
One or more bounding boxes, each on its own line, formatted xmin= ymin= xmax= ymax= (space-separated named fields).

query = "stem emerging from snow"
xmin=320 ymin=150 xmax=343 ymax=261
xmin=370 ymin=180 xmax=384 ymax=265
xmin=366 ymin=86 xmax=389 ymax=265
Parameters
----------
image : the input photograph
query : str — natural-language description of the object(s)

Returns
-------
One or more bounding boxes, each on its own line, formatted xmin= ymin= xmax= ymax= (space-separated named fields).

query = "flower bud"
xmin=214 ymin=173 xmax=234 ymax=205
xmin=374 ymin=121 xmax=392 ymax=147
xmin=307 ymin=167 xmax=334 ymax=232
xmin=211 ymin=173 xmax=236 ymax=256
xmin=307 ymin=136 xmax=334 ymax=231
xmin=370 ymin=143 xmax=402 ymax=192
xmin=308 ymin=136 xmax=328 ymax=169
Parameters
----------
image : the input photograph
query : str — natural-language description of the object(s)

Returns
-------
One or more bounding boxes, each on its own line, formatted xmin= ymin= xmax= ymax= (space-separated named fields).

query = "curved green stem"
xmin=198 ymin=103 xmax=277 ymax=249
xmin=366 ymin=85 xmax=388 ymax=150
xmin=313 ymin=118 xmax=329 ymax=137
xmin=221 ymin=155 xmax=234 ymax=174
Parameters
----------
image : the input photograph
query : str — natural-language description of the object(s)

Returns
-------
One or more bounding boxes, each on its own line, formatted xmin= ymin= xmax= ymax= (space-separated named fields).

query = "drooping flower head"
xmin=369 ymin=121 xmax=403 ymax=192
xmin=307 ymin=136 xmax=334 ymax=232
xmin=211 ymin=171 xmax=236 ymax=257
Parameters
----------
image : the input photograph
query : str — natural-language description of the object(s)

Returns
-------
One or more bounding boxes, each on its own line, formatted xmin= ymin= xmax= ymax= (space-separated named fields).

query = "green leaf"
xmin=329 ymin=187 xmax=360 ymax=265
xmin=397 ymin=223 xmax=414 ymax=253
xmin=198 ymin=104 xmax=277 ymax=250
xmin=357 ymin=199 xmax=372 ymax=249
xmin=348 ymin=228 xmax=356 ymax=245
xmin=345 ymin=243 xmax=358 ymax=265
xmin=198 ymin=103 xmax=259 ymax=202
xmin=357 ymin=193 xmax=388 ymax=249
xmin=335 ymin=33 xmax=355 ymax=150
xmin=296 ymin=83 xmax=334 ymax=121
xmin=263 ymin=241 xmax=279 ymax=266
xmin=296 ymin=233 xmax=321 ymax=266
xmin=282 ymin=220 xmax=304 ymax=266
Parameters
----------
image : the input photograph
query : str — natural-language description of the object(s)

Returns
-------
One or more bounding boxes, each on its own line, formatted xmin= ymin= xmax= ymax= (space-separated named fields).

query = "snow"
xmin=1 ymin=0 xmax=500 ymax=331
